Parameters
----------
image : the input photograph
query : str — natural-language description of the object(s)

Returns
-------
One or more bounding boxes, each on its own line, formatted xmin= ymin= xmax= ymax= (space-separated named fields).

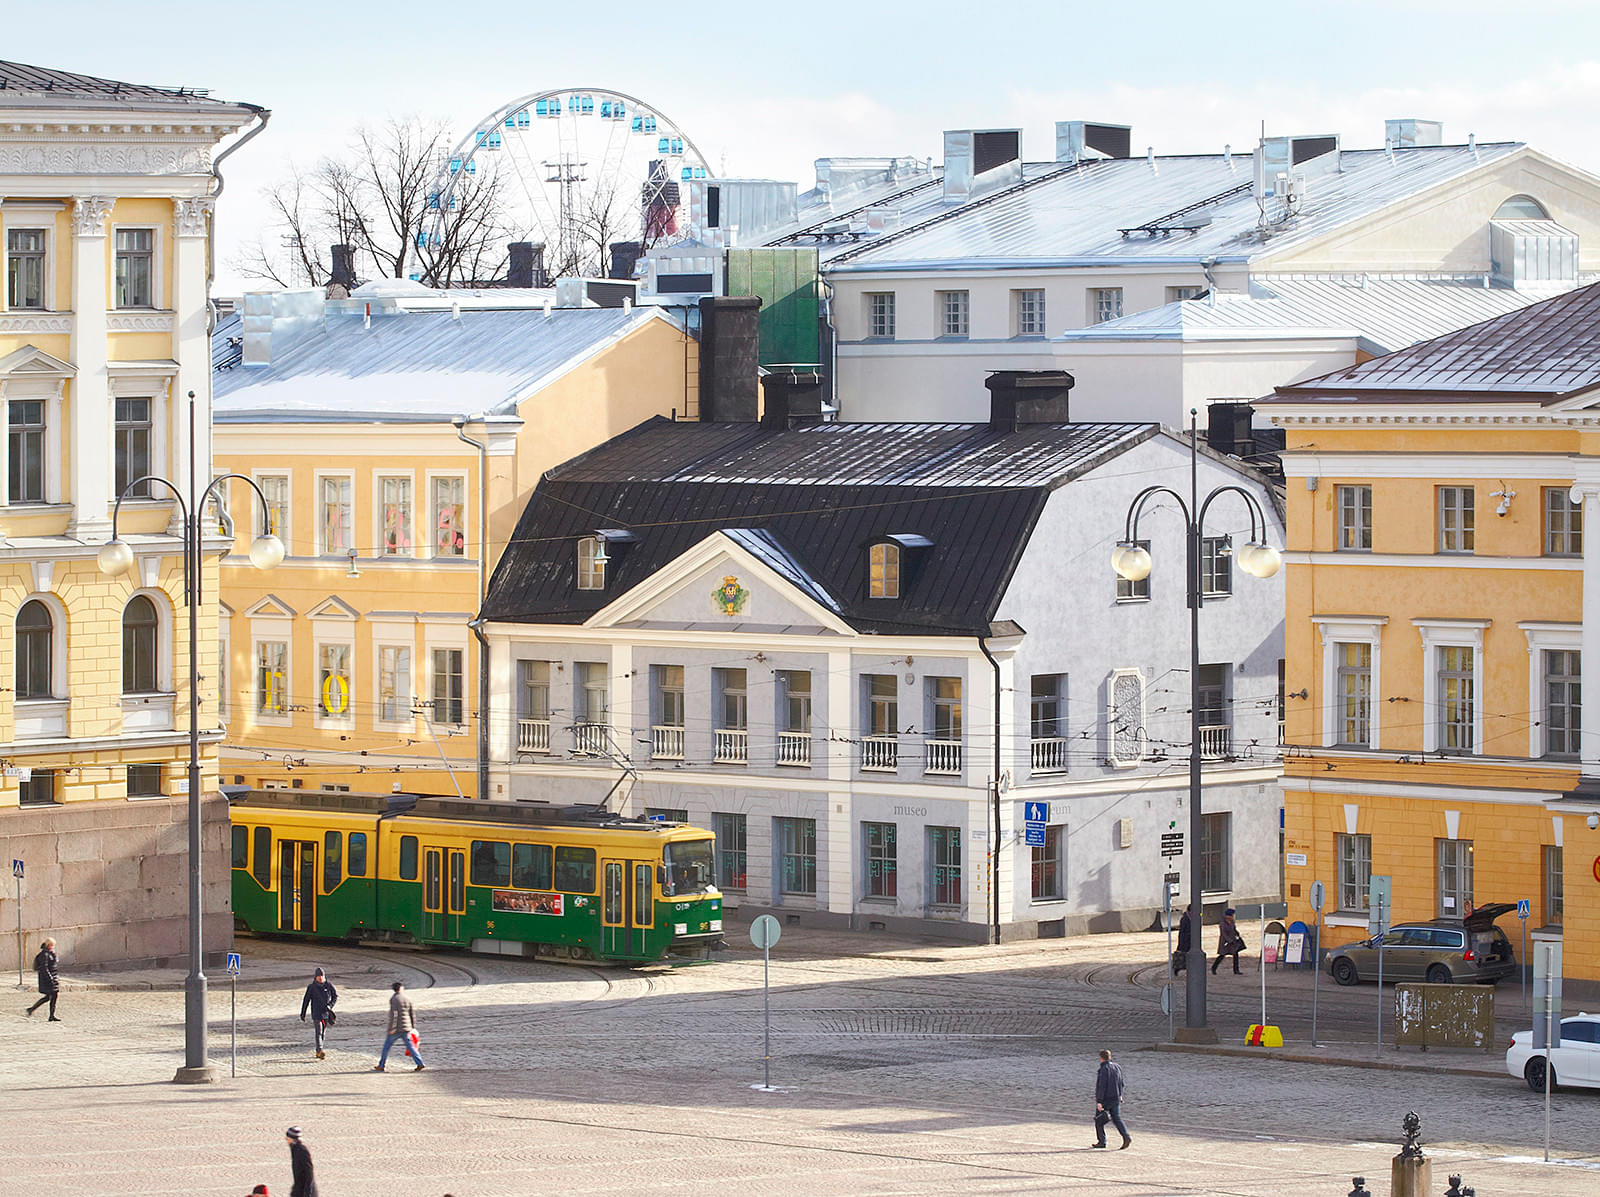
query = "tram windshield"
xmin=661 ymin=839 xmax=715 ymax=896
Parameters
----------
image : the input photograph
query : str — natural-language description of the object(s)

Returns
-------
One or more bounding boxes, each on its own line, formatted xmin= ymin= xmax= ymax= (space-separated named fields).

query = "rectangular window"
xmin=379 ymin=646 xmax=411 ymax=723
xmin=318 ymin=643 xmax=352 ymax=718
xmin=1544 ymin=649 xmax=1581 ymax=758
xmin=1437 ymin=486 xmax=1474 ymax=553
xmin=1031 ymin=824 xmax=1063 ymax=901
xmin=399 ymin=835 xmax=418 ymax=881
xmin=1437 ymin=645 xmax=1474 ymax=753
xmin=18 ymin=770 xmax=54 ymax=806
xmin=1031 ymin=674 xmax=1064 ymax=739
xmin=1337 ymin=832 xmax=1371 ymax=911
xmin=777 ymin=816 xmax=817 ymax=895
xmin=714 ymin=812 xmax=747 ymax=891
xmin=1337 ymin=485 xmax=1372 ymax=551
xmin=348 ymin=832 xmax=368 ymax=877
xmin=9 ymin=399 xmax=45 ymax=504
xmin=114 ymin=228 xmax=154 ymax=308
xmin=126 ymin=764 xmax=162 ymax=797
xmin=864 ymin=821 xmax=897 ymax=897
xmin=1014 ymin=288 xmax=1046 ymax=336
xmin=928 ymin=825 xmax=961 ymax=905
xmin=1544 ymin=487 xmax=1583 ymax=556
xmin=379 ymin=476 xmax=413 ymax=555
xmin=1166 ymin=285 xmax=1204 ymax=303
xmin=432 ymin=476 xmax=466 ymax=556
xmin=1436 ymin=837 xmax=1473 ymax=916
xmin=324 ymin=831 xmax=343 ymax=891
xmin=715 ymin=667 xmax=747 ymax=729
xmin=1335 ymin=643 xmax=1372 ymax=747
xmin=512 ymin=842 xmax=553 ymax=890
xmin=1200 ymin=535 xmax=1232 ymax=596
xmin=1116 ymin=538 xmax=1149 ymax=601
xmin=471 ymin=840 xmax=512 ymax=887
xmin=1092 ymin=287 xmax=1123 ymax=324
xmin=865 ymin=674 xmax=897 ymax=735
xmin=868 ymin=542 xmax=900 ymax=598
xmin=929 ymin=676 xmax=962 ymax=739
xmin=319 ymin=475 xmax=352 ymax=554
xmin=6 ymin=228 xmax=46 ymax=309
xmin=114 ymin=398 xmax=151 ymax=499
xmin=938 ymin=289 xmax=969 ymax=337
xmin=257 ymin=641 xmax=287 ymax=714
xmin=431 ymin=648 xmax=464 ymax=725
xmin=1543 ymin=844 xmax=1563 ymax=926
xmin=554 ymin=845 xmax=596 ymax=893
xmin=231 ymin=825 xmax=249 ymax=869
xmin=577 ymin=662 xmax=608 ymax=723
xmin=652 ymin=664 xmax=684 ymax=727
xmin=253 ymin=827 xmax=272 ymax=887
xmin=1199 ymin=811 xmax=1231 ymax=891
xmin=518 ymin=660 xmax=550 ymax=721
xmin=777 ymin=670 xmax=811 ymax=732
xmin=257 ymin=473 xmax=289 ymax=542
xmin=867 ymin=292 xmax=895 ymax=339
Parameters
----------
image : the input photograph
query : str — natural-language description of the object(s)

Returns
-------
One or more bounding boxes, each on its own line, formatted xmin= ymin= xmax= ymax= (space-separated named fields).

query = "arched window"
xmin=868 ymin=543 xmax=900 ymax=599
xmin=123 ymin=595 xmax=159 ymax=693
xmin=1494 ymin=194 xmax=1550 ymax=220
xmin=577 ymin=536 xmax=606 ymax=590
xmin=15 ymin=600 xmax=53 ymax=699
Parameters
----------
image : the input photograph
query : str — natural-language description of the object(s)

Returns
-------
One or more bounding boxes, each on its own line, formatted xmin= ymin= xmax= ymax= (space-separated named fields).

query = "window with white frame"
xmin=1436 ymin=837 xmax=1473 ymax=916
xmin=1416 ymin=620 xmax=1485 ymax=754
xmin=714 ymin=812 xmax=747 ymax=891
xmin=114 ymin=398 xmax=152 ymax=499
xmin=1337 ymin=485 xmax=1372 ymax=551
xmin=1544 ymin=844 xmax=1563 ymax=925
xmin=1091 ymin=287 xmax=1123 ymax=324
xmin=1335 ymin=643 xmax=1372 ymax=747
xmin=1031 ymin=674 xmax=1065 ymax=740
xmin=122 ymin=595 xmax=160 ymax=694
xmin=1166 ymin=285 xmax=1204 ymax=303
xmin=937 ymin=289 xmax=969 ymax=337
xmin=577 ymin=536 xmax=605 ymax=590
xmin=378 ymin=644 xmax=411 ymax=723
xmin=9 ymin=399 xmax=45 ymax=503
xmin=319 ymin=475 xmax=352 ymax=554
xmin=929 ymin=676 xmax=962 ymax=740
xmin=865 ymin=673 xmax=897 ymax=735
xmin=1542 ymin=649 xmax=1581 ymax=758
xmin=576 ymin=661 xmax=608 ymax=724
xmin=1200 ymin=535 xmax=1231 ymax=596
xmin=777 ymin=670 xmax=810 ymax=733
xmin=653 ymin=664 xmax=685 ymax=729
xmin=256 ymin=640 xmax=288 ymax=716
xmin=868 ymin=542 xmax=899 ymax=599
xmin=928 ymin=826 xmax=961 ymax=906
xmin=379 ymin=476 xmax=413 ymax=556
xmin=114 ymin=228 xmax=155 ymax=308
xmin=776 ymin=816 xmax=817 ymax=895
xmin=1437 ymin=486 xmax=1474 ymax=553
xmin=317 ymin=642 xmax=353 ymax=720
xmin=431 ymin=476 xmax=466 ymax=557
xmin=715 ymin=668 xmax=747 ymax=730
xmin=1013 ymin=289 xmax=1046 ymax=336
xmin=518 ymin=660 xmax=550 ymax=722
xmin=6 ymin=228 xmax=46 ymax=309
xmin=867 ymin=292 xmax=895 ymax=339
xmin=1317 ymin=617 xmax=1385 ymax=749
xmin=431 ymin=647 xmax=464 ymax=725
xmin=1199 ymin=811 xmax=1231 ymax=891
xmin=15 ymin=599 xmax=54 ymax=699
xmin=1337 ymin=832 xmax=1371 ymax=911
xmin=864 ymin=821 xmax=897 ymax=898
xmin=1544 ymin=487 xmax=1582 ymax=556
xmin=257 ymin=473 xmax=289 ymax=542
xmin=1437 ymin=645 xmax=1474 ymax=754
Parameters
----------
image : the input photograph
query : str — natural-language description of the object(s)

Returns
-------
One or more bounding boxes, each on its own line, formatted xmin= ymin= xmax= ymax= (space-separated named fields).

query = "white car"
xmin=1505 ymin=1012 xmax=1600 ymax=1091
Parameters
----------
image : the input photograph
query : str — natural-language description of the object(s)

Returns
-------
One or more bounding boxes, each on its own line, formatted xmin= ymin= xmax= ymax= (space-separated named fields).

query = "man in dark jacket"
xmin=285 ymin=1126 xmax=317 ymax=1197
xmin=299 ymin=968 xmax=337 ymax=1060
xmin=1092 ymin=1048 xmax=1131 ymax=1149
xmin=26 ymin=937 xmax=60 ymax=1021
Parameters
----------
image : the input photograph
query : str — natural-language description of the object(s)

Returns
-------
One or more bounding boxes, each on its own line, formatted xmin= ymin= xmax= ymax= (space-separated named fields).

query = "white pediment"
xmin=244 ymin=593 xmax=297 ymax=619
xmin=307 ymin=595 xmax=360 ymax=621
xmin=0 ymin=345 xmax=76 ymax=379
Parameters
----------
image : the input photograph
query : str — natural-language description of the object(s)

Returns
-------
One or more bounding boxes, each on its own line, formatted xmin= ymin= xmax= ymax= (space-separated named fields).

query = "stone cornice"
xmin=1272 ymin=411 xmax=1600 ymax=428
xmin=0 ymin=140 xmax=213 ymax=176
xmin=106 ymin=311 xmax=175 ymax=333
xmin=0 ymin=312 xmax=73 ymax=334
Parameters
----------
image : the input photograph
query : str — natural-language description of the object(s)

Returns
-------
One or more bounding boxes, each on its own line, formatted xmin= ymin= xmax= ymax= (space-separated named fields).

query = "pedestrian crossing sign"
xmin=226 ymin=952 xmax=241 ymax=976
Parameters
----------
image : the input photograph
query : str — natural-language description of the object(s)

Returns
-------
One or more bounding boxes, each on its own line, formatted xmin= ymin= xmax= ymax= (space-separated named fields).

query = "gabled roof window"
xmin=868 ymin=542 xmax=900 ymax=599
xmin=577 ymin=537 xmax=606 ymax=590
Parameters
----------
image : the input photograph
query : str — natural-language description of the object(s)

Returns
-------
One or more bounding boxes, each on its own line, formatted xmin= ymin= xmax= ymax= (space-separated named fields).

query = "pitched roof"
xmin=819 ymin=143 xmax=1525 ymax=272
xmin=213 ymin=305 xmax=677 ymax=422
xmin=0 ymin=60 xmax=246 ymax=113
xmin=482 ymin=417 xmax=1156 ymax=635
xmin=1264 ymin=280 xmax=1600 ymax=403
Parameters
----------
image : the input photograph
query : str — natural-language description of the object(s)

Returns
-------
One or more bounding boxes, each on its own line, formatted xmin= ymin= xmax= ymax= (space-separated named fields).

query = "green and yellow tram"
xmin=229 ymin=790 xmax=723 ymax=964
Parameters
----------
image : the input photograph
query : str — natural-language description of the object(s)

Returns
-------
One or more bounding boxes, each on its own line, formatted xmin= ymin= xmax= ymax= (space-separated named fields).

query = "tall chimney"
xmin=1205 ymin=401 xmax=1257 ymax=457
xmin=329 ymin=244 xmax=356 ymax=291
xmin=507 ymin=242 xmax=542 ymax=288
xmin=609 ymin=240 xmax=642 ymax=281
xmin=698 ymin=296 xmax=762 ymax=422
xmin=986 ymin=371 xmax=1075 ymax=433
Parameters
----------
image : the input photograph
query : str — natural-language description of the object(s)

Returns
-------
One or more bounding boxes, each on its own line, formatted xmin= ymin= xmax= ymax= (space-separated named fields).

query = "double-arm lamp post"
xmin=1110 ymin=412 xmax=1280 ymax=1041
xmin=97 ymin=395 xmax=283 ymax=1082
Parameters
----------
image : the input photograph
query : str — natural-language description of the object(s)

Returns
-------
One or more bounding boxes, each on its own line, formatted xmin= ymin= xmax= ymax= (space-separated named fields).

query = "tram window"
xmin=399 ymin=835 xmax=419 ymax=881
xmin=251 ymin=827 xmax=271 ymax=889
xmin=471 ymin=840 xmax=511 ymax=887
xmin=324 ymin=831 xmax=342 ymax=891
xmin=348 ymin=832 xmax=368 ymax=877
xmin=554 ymin=845 xmax=596 ymax=893
xmin=231 ymin=825 xmax=248 ymax=869
xmin=513 ymin=842 xmax=552 ymax=890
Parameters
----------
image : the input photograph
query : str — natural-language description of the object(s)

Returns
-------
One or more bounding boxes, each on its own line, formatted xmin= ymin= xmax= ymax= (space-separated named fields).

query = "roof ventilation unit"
xmin=1385 ymin=119 xmax=1444 ymax=148
xmin=942 ymin=128 xmax=1022 ymax=202
xmin=1056 ymin=121 xmax=1132 ymax=164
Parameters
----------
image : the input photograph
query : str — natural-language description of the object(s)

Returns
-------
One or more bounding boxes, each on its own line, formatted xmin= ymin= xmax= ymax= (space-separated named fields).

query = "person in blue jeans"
xmin=374 ymin=981 xmax=424 ymax=1072
xmin=1092 ymin=1048 xmax=1131 ymax=1149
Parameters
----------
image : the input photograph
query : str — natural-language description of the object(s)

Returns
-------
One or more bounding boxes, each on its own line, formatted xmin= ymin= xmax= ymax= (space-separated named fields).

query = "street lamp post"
xmin=1111 ymin=411 xmax=1280 ymax=1041
xmin=98 ymin=393 xmax=283 ymax=1083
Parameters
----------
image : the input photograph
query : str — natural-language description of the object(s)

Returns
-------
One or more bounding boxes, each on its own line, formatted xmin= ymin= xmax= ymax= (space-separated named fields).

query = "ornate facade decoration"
xmin=0 ymin=141 xmax=211 ymax=177
xmin=70 ymin=195 xmax=115 ymax=238
xmin=0 ymin=314 xmax=74 ymax=335
xmin=105 ymin=312 xmax=176 ymax=333
xmin=173 ymin=196 xmax=214 ymax=238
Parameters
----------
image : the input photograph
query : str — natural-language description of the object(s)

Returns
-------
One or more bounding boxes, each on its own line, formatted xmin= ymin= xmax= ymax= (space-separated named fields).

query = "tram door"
xmin=277 ymin=840 xmax=318 ymax=932
xmin=421 ymin=848 xmax=466 ymax=942
xmin=601 ymin=859 xmax=655 ymax=958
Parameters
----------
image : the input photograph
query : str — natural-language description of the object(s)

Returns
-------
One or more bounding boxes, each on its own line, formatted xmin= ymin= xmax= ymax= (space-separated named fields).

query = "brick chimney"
xmin=761 ymin=369 xmax=826 ymax=429
xmin=1205 ymin=401 xmax=1256 ymax=458
xmin=327 ymin=244 xmax=356 ymax=297
xmin=507 ymin=242 xmax=544 ymax=288
xmin=986 ymin=370 xmax=1075 ymax=433
xmin=698 ymin=296 xmax=762 ymax=422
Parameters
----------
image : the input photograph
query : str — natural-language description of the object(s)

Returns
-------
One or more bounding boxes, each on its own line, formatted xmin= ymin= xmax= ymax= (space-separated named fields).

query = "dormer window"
xmin=577 ymin=536 xmax=606 ymax=590
xmin=1493 ymin=194 xmax=1550 ymax=220
xmin=869 ymin=543 xmax=900 ymax=599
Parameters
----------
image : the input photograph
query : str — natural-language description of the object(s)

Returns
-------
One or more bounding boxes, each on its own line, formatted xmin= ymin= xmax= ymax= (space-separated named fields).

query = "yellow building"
xmin=0 ymin=63 xmax=262 ymax=966
xmin=1265 ymin=280 xmax=1600 ymax=984
xmin=212 ymin=285 xmax=710 ymax=796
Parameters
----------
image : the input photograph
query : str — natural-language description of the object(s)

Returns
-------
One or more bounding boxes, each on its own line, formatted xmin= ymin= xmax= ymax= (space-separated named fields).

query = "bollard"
xmin=1348 ymin=1178 xmax=1369 ymax=1197
xmin=1443 ymin=1178 xmax=1474 ymax=1197
xmin=1391 ymin=1111 xmax=1431 ymax=1197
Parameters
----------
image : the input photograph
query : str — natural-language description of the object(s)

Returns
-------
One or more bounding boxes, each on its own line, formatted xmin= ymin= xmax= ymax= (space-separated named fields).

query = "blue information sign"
xmin=1024 ymin=824 xmax=1045 ymax=846
xmin=1025 ymin=801 xmax=1049 ymax=823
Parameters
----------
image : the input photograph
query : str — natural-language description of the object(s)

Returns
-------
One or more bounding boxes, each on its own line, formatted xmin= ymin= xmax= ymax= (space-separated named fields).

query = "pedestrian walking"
xmin=25 ymin=937 xmax=60 ymax=1021
xmin=284 ymin=1127 xmax=317 ymax=1197
xmin=1173 ymin=905 xmax=1192 ymax=974
xmin=299 ymin=967 xmax=338 ymax=1060
xmin=1091 ymin=1048 xmax=1131 ymax=1150
xmin=374 ymin=980 xmax=424 ymax=1072
xmin=1212 ymin=907 xmax=1246 ymax=975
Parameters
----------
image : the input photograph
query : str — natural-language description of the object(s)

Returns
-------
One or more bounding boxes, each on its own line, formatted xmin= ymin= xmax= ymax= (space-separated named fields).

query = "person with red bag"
xmin=374 ymin=980 xmax=424 ymax=1072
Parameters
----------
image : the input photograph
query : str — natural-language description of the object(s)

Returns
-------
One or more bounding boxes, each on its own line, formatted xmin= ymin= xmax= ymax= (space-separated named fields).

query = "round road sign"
xmin=1308 ymin=880 xmax=1326 ymax=913
xmin=750 ymin=914 xmax=781 ymax=950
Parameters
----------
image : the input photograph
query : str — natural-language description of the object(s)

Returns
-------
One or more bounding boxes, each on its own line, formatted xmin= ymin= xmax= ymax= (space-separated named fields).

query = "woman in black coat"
xmin=1211 ymin=909 xmax=1247 ymax=975
xmin=26 ymin=937 xmax=60 ymax=1020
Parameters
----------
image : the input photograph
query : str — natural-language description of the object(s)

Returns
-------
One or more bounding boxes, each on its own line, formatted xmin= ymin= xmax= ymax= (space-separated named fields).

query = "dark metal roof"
xmin=483 ymin=418 xmax=1156 ymax=636
xmin=0 ymin=60 xmax=239 ymax=109
xmin=1267 ymin=280 xmax=1600 ymax=403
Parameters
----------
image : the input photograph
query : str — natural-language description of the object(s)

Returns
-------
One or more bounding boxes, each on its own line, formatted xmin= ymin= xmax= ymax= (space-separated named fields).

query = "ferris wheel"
xmin=428 ymin=87 xmax=713 ymax=280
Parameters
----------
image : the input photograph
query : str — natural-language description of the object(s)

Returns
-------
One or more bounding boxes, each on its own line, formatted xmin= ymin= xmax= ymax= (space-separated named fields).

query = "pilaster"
xmin=68 ymin=195 xmax=115 ymax=538
xmin=172 ymin=197 xmax=213 ymax=519
xmin=1571 ymin=469 xmax=1600 ymax=782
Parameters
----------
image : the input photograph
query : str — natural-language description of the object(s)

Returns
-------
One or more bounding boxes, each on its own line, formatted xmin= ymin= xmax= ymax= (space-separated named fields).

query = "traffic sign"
xmin=1159 ymin=832 xmax=1184 ymax=859
xmin=1024 ymin=801 xmax=1049 ymax=823
xmin=1368 ymin=875 xmax=1393 ymax=937
xmin=1308 ymin=880 xmax=1325 ymax=913
xmin=1517 ymin=898 xmax=1531 ymax=920
xmin=750 ymin=914 xmax=781 ymax=950
xmin=1023 ymin=824 xmax=1045 ymax=846
xmin=226 ymin=952 xmax=241 ymax=976
xmin=10 ymin=859 xmax=21 ymax=879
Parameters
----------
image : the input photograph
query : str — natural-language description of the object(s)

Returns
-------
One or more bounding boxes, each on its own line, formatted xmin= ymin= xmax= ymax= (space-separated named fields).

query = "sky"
xmin=10 ymin=0 xmax=1600 ymax=292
